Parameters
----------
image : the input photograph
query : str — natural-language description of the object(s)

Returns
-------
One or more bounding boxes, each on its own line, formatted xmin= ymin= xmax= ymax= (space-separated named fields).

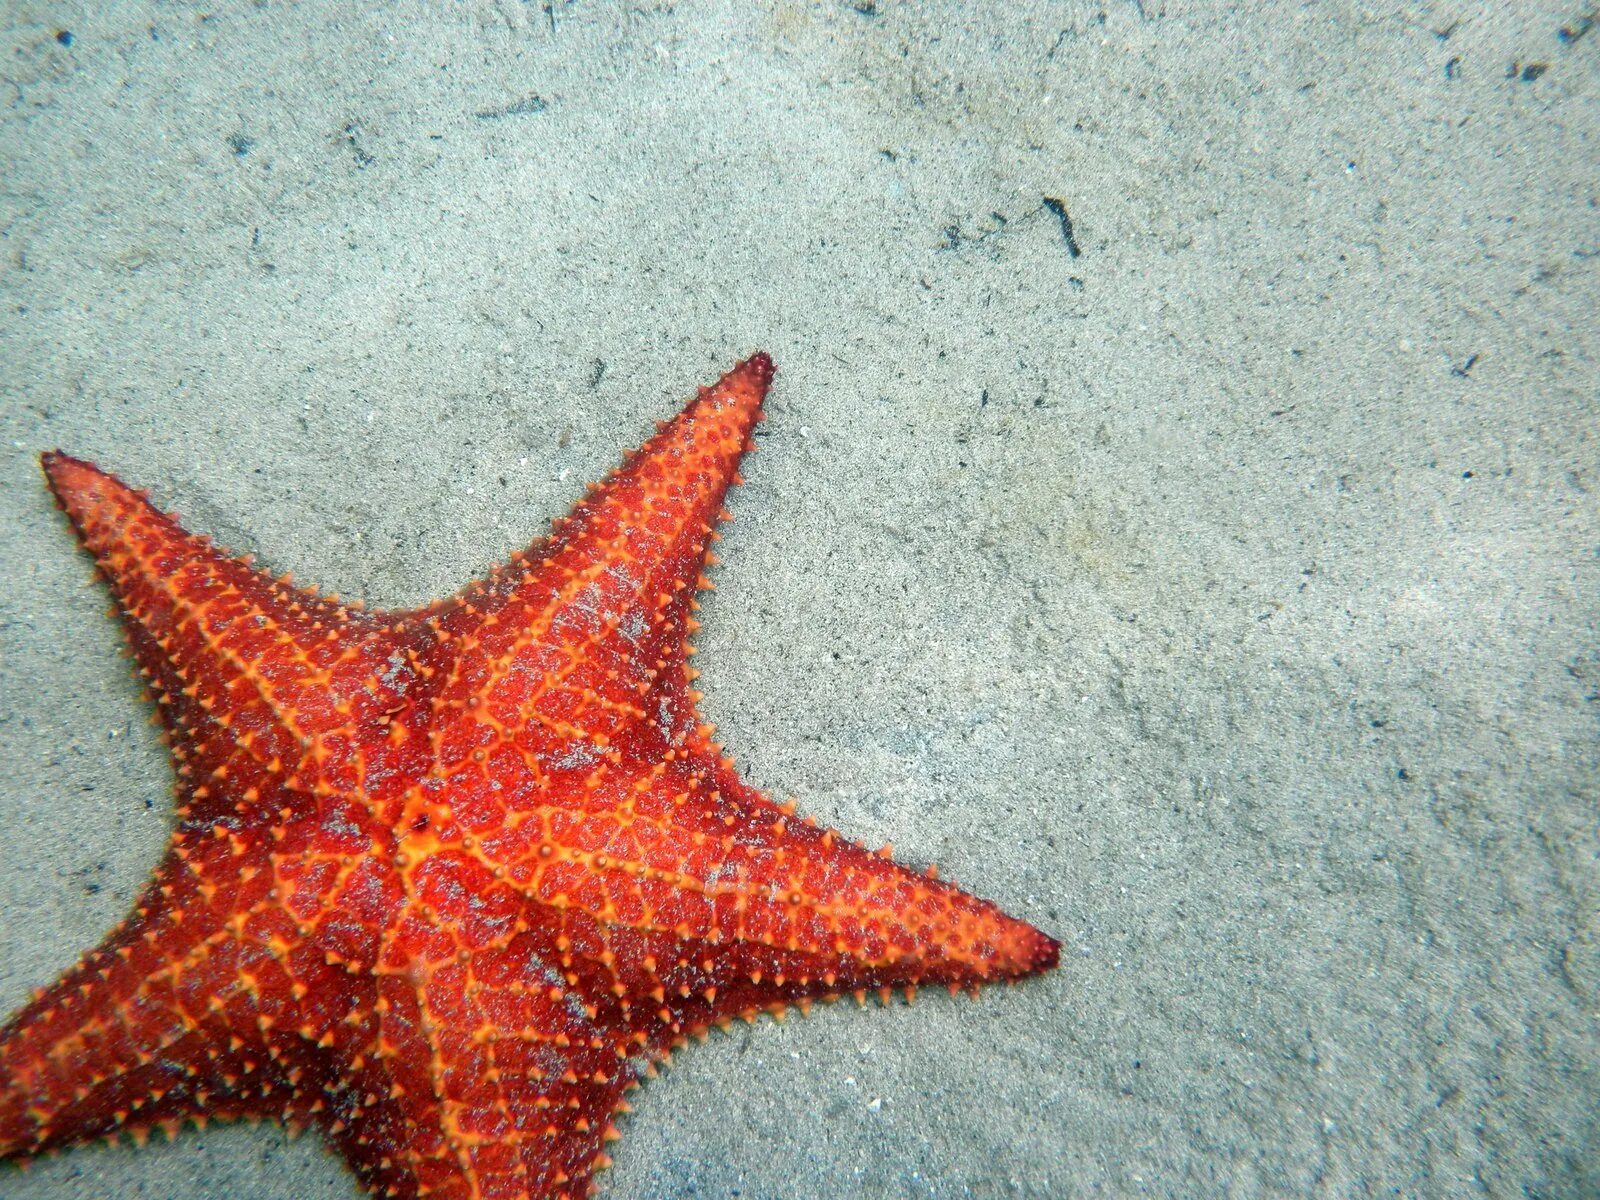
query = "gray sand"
xmin=1 ymin=3 xmax=1595 ymax=1198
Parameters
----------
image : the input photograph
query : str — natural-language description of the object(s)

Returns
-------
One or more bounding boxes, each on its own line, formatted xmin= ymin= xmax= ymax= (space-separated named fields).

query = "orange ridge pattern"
xmin=0 ymin=353 xmax=1059 ymax=1200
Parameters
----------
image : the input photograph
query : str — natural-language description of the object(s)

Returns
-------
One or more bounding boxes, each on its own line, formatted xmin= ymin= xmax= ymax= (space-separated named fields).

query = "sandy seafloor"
xmin=0 ymin=3 xmax=1596 ymax=1198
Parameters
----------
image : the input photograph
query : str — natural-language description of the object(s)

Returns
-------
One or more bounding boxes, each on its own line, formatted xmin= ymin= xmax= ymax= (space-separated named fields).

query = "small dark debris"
xmin=55 ymin=29 xmax=73 ymax=46
xmin=979 ymin=389 xmax=989 ymax=407
xmin=1041 ymin=196 xmax=1082 ymax=258
xmin=1515 ymin=262 xmax=1561 ymax=297
xmin=1559 ymin=11 xmax=1596 ymax=44
xmin=475 ymin=94 xmax=548 ymax=120
xmin=338 ymin=123 xmax=376 ymax=168
xmin=227 ymin=132 xmax=255 ymax=157
xmin=1451 ymin=353 xmax=1479 ymax=378
xmin=1446 ymin=56 xmax=1461 ymax=79
xmin=541 ymin=0 xmax=578 ymax=33
xmin=1521 ymin=62 xmax=1549 ymax=81
xmin=850 ymin=0 xmax=880 ymax=14
xmin=1433 ymin=20 xmax=1458 ymax=41
xmin=1462 ymin=470 xmax=1475 ymax=479
xmin=1397 ymin=768 xmax=1411 ymax=782
xmin=939 ymin=211 xmax=1012 ymax=253
xmin=879 ymin=147 xmax=898 ymax=161
xmin=588 ymin=358 xmax=607 ymax=390
xmin=1371 ymin=719 xmax=1387 ymax=728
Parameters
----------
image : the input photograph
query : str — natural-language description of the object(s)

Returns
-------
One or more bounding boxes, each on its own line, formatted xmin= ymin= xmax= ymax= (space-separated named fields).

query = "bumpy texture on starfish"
xmin=0 ymin=354 xmax=1059 ymax=1199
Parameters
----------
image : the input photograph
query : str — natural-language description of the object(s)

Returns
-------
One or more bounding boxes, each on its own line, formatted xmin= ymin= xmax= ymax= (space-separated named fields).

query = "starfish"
xmin=0 ymin=353 xmax=1059 ymax=1199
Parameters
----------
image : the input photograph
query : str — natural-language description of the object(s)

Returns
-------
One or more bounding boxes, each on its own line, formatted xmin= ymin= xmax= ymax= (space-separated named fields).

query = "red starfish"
xmin=0 ymin=354 xmax=1059 ymax=1199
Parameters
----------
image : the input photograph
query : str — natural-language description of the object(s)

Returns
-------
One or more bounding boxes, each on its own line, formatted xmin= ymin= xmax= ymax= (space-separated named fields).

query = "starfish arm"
xmin=265 ymin=968 xmax=634 ymax=1200
xmin=463 ymin=749 xmax=1059 ymax=1054
xmin=663 ymin=764 xmax=1063 ymax=1011
xmin=40 ymin=453 xmax=426 ymax=828
xmin=0 ymin=852 xmax=283 ymax=1159
xmin=412 ymin=353 xmax=772 ymax=774
xmin=352 ymin=889 xmax=657 ymax=1199
xmin=329 ymin=1058 xmax=633 ymax=1200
